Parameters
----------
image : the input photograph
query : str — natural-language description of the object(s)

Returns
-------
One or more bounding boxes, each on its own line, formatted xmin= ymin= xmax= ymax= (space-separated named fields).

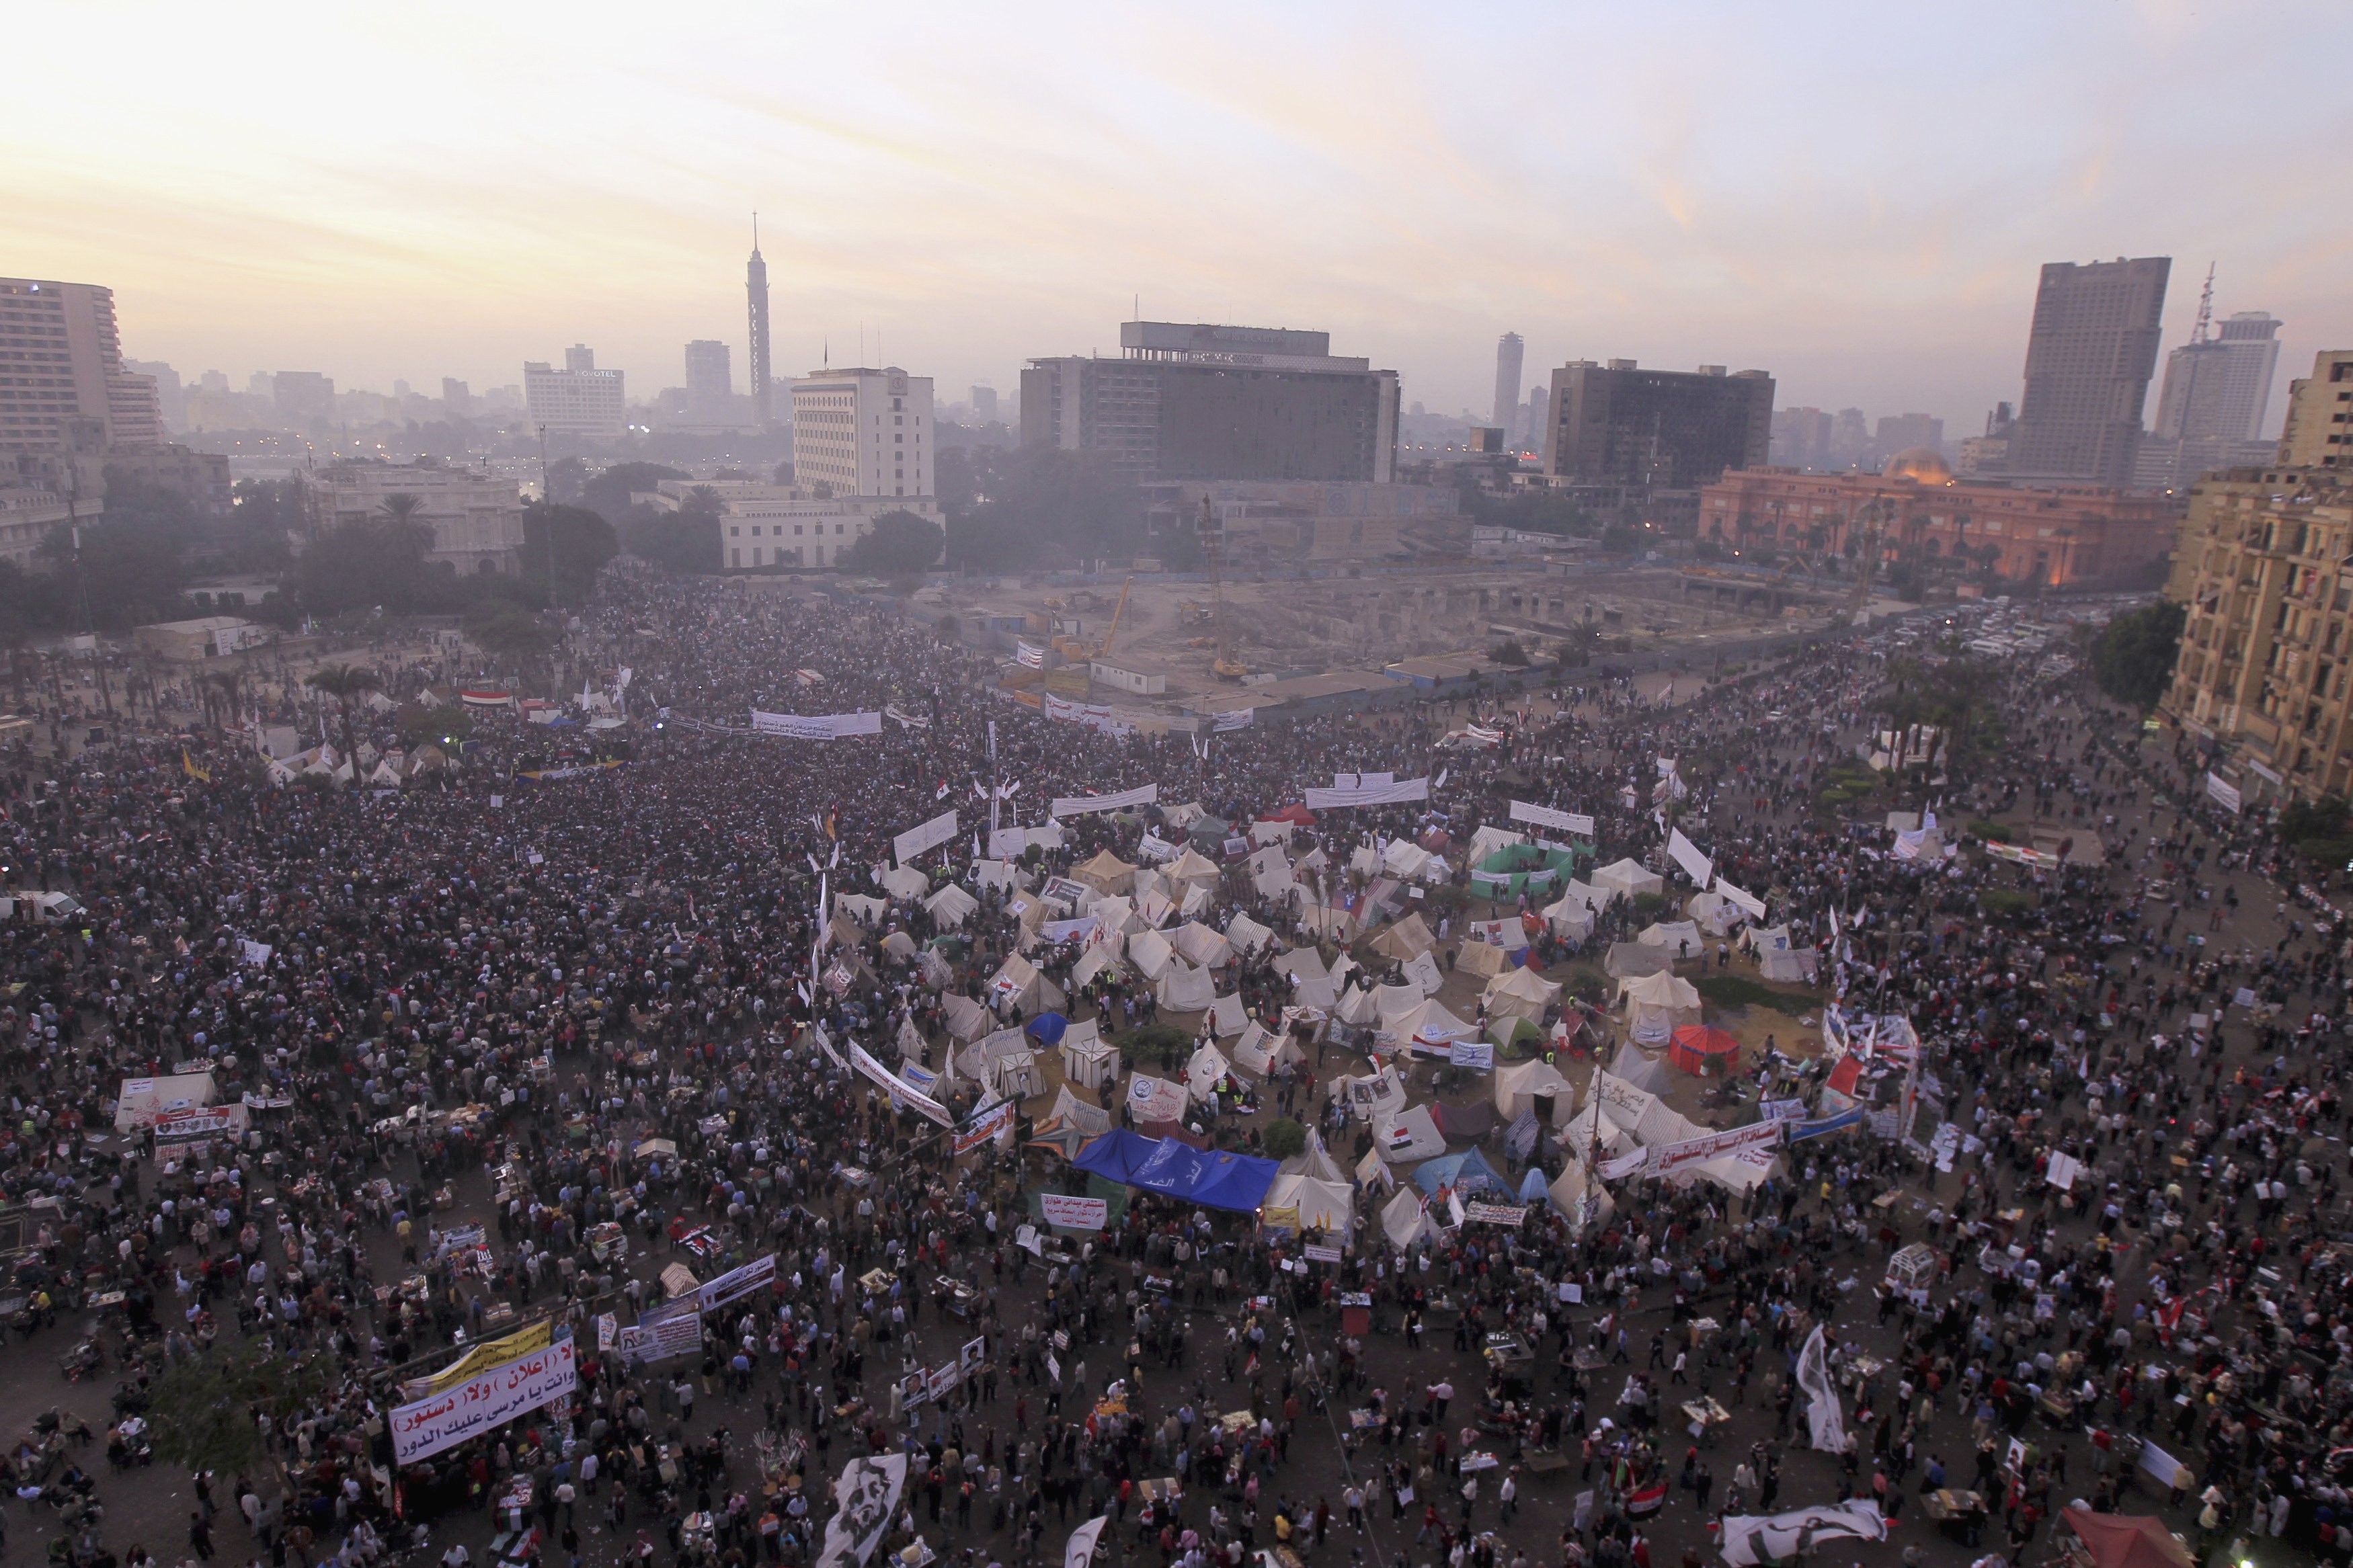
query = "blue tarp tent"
xmin=1073 ymin=1129 xmax=1280 ymax=1214
xmin=1413 ymin=1146 xmax=1509 ymax=1197
xmin=1516 ymin=1167 xmax=1550 ymax=1203
xmin=1027 ymin=1012 xmax=1070 ymax=1046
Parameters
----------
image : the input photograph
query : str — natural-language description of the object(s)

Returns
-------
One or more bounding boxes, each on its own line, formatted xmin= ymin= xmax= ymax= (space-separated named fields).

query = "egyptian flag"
xmin=1627 ymin=1480 xmax=1669 ymax=1518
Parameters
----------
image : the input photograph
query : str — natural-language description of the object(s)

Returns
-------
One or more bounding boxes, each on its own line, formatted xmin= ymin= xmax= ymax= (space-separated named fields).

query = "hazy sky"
xmin=10 ymin=0 xmax=2352 ymax=435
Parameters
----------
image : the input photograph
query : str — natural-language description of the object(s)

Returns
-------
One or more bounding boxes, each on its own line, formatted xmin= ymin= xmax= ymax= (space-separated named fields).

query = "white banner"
xmin=1064 ymin=1516 xmax=1109 ymax=1568
xmin=1049 ymin=783 xmax=1158 ymax=817
xmin=1126 ymin=1075 xmax=1191 ymax=1124
xmin=151 ymin=1103 xmax=250 ymax=1143
xmin=812 ymin=1454 xmax=910 ymax=1568
xmin=2205 ymin=771 xmax=2241 ymax=813
xmin=1666 ymin=827 xmax=1713 ymax=887
xmin=1304 ymin=777 xmax=1430 ymax=810
xmin=1462 ymin=1201 xmax=1527 ymax=1227
xmin=699 ymin=1253 xmax=776 ymax=1312
xmin=1509 ymin=800 xmax=1594 ymax=836
xmin=1641 ymin=1118 xmax=1780 ymax=1178
xmin=1716 ymin=879 xmax=1766 ymax=920
xmin=883 ymin=703 xmax=930 ymax=729
xmin=1794 ymin=1324 xmax=1845 ymax=1452
xmin=1041 ymin=1194 xmax=1110 ymax=1231
xmin=1016 ymin=641 xmax=1047 ymax=670
xmin=1719 ymin=1501 xmax=1886 ymax=1568
xmin=1448 ymin=1040 xmax=1494 ymax=1070
xmin=750 ymin=709 xmax=884 ymax=740
xmin=390 ymin=1331 xmax=577 ymax=1464
xmin=851 ymin=1042 xmax=955 ymax=1128
xmin=238 ymin=939 xmax=272 ymax=967
xmin=893 ymin=809 xmax=959 ymax=866
xmin=1211 ymin=709 xmax=1254 ymax=732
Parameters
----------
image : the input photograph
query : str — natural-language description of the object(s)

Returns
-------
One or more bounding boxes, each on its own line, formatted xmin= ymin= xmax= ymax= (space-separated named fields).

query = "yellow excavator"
xmin=1201 ymin=498 xmax=1247 ymax=682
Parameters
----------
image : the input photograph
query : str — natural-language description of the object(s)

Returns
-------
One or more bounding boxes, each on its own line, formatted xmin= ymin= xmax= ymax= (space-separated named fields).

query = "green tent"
xmin=1470 ymin=843 xmax=1587 ymax=897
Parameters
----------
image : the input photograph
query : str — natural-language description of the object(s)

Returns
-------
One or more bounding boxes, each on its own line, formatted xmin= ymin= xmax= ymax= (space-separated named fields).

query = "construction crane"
xmin=1200 ymin=497 xmax=1246 ymax=682
xmin=1096 ymin=576 xmax=1133 ymax=660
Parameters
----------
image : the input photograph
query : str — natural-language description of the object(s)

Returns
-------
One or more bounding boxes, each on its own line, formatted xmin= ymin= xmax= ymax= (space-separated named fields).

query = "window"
xmin=729 ymin=525 xmax=740 ymax=536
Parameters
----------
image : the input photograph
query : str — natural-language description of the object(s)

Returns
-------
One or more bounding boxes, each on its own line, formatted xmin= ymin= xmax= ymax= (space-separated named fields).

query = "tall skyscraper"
xmin=747 ymin=217 xmax=772 ymax=429
xmin=2154 ymin=306 xmax=2282 ymax=444
xmin=564 ymin=344 xmax=597 ymax=374
xmin=1492 ymin=333 xmax=1524 ymax=436
xmin=2007 ymin=256 xmax=2170 ymax=486
xmin=1525 ymin=384 xmax=1549 ymax=450
xmin=791 ymin=365 xmax=934 ymax=502
xmin=684 ymin=339 xmax=733 ymax=418
xmin=524 ymin=356 xmax=626 ymax=438
xmin=0 ymin=277 xmax=162 ymax=450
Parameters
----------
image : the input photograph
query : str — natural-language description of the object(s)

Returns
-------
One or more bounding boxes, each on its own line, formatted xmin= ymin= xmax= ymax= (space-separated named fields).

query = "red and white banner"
xmin=1642 ymin=1118 xmax=1782 ymax=1178
xmin=391 ymin=1332 xmax=577 ymax=1463
xmin=955 ymin=1098 xmax=1014 ymax=1157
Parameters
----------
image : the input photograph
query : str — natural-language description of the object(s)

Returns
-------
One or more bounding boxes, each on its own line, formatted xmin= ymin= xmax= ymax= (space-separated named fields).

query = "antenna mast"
xmin=2192 ymin=262 xmax=2215 ymax=343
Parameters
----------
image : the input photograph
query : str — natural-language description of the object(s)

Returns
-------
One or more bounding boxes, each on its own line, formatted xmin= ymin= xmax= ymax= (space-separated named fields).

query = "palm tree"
xmin=303 ymin=664 xmax=381 ymax=787
xmin=378 ymin=493 xmax=426 ymax=525
xmin=201 ymin=668 xmax=245 ymax=737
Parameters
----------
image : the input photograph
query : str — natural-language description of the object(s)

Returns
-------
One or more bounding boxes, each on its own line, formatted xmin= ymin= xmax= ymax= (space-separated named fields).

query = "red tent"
xmin=1669 ymin=1025 xmax=1741 ymax=1077
xmin=2061 ymin=1512 xmax=2193 ymax=1568
xmin=1265 ymin=804 xmax=1318 ymax=826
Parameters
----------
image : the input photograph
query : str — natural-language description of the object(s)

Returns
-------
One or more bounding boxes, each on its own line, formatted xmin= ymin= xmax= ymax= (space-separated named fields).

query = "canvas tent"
xmin=1548 ymin=1157 xmax=1615 ymax=1228
xmin=1370 ymin=914 xmax=1437 ymax=961
xmin=1636 ymin=919 xmax=1705 ymax=958
xmin=1484 ymin=964 xmax=1560 ymax=1026
xmin=1618 ymin=969 xmax=1702 ymax=1043
xmin=1230 ymin=1021 xmax=1304 ymax=1078
xmin=1273 ymin=948 xmax=1327 ymax=984
xmin=1072 ymin=1129 xmax=1277 ymax=1212
xmin=1184 ymin=1042 xmax=1232 ymax=1104
xmin=941 ymin=993 xmax=994 ymax=1042
xmin=1279 ymin=1127 xmax=1351 ymax=1184
xmin=835 ymin=892 xmax=890 ymax=925
xmin=1060 ymin=1025 xmax=1118 ymax=1089
xmin=1380 ymin=1186 xmax=1440 ymax=1251
xmin=1743 ymin=924 xmax=1820 ymax=984
xmin=1263 ymin=1173 xmax=1355 ymax=1237
xmin=1330 ymin=1064 xmax=1406 ymax=1122
xmin=879 ymin=865 xmax=931 ymax=900
xmin=1371 ymin=1103 xmax=1448 ymax=1163
xmin=1125 ymin=927 xmax=1176 ymax=981
xmin=1068 ymin=944 xmax=1123 ymax=992
xmin=1432 ymin=1098 xmax=1499 ymax=1142
xmin=1158 ymin=961 xmax=1216 ymax=1014
xmin=924 ymin=882 xmax=980 ymax=929
xmin=1603 ymin=942 xmax=1675 ymax=981
xmin=1225 ymin=911 xmax=1277 ymax=957
xmin=1454 ymin=940 xmax=1513 ymax=979
xmin=1400 ymin=950 xmax=1445 ymax=996
xmin=1390 ymin=997 xmax=1480 ymax=1046
xmin=1414 ymin=1146 xmax=1508 ymax=1196
xmin=1166 ymin=848 xmax=1223 ymax=887
xmin=1542 ymin=885 xmax=1602 ymax=939
xmin=1669 ymin=1024 xmax=1741 ymax=1077
xmin=1493 ymin=1059 xmax=1577 ymax=1126
xmin=1381 ymin=839 xmax=1434 ymax=880
xmin=1687 ymin=889 xmax=1745 ymax=937
xmin=1072 ymin=850 xmax=1137 ymax=895
xmin=1590 ymin=858 xmax=1665 ymax=900
xmin=1171 ymin=921 xmax=1233 ymax=969
xmin=1608 ymin=1038 xmax=1675 ymax=1094
xmin=986 ymin=954 xmax=1065 ymax=1018
xmin=1207 ymin=991 xmax=1248 ymax=1036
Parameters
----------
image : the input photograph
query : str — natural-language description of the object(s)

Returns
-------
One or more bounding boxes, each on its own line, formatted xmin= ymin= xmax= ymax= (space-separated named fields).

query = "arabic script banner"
xmin=390 ymin=1331 xmax=576 ymax=1464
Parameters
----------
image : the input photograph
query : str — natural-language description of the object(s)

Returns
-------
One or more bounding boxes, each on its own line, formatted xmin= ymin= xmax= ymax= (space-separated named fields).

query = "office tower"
xmin=1525 ymin=385 xmax=1549 ymax=451
xmin=274 ymin=372 xmax=335 ymax=423
xmin=524 ymin=357 xmax=627 ymax=438
xmin=2007 ymin=257 xmax=2170 ymax=485
xmin=1873 ymin=413 xmax=1944 ymax=455
xmin=748 ymin=220 xmax=772 ymax=429
xmin=565 ymin=345 xmax=597 ymax=374
xmin=1828 ymin=409 xmax=1871 ymax=466
xmin=1492 ymin=333 xmax=1524 ymax=436
xmin=2276 ymin=351 xmax=2353 ymax=469
xmin=971 ymin=385 xmax=998 ymax=425
xmin=1771 ymin=408 xmax=1833 ymax=469
xmin=442 ymin=378 xmax=472 ymax=416
xmin=1540 ymin=360 xmax=1773 ymax=489
xmin=791 ymin=364 xmax=934 ymax=501
xmin=685 ymin=340 xmax=733 ymax=418
xmin=124 ymin=360 xmax=184 ymax=431
xmin=2155 ymin=313 xmax=2282 ymax=444
xmin=0 ymin=278 xmax=163 ymax=450
xmin=1023 ymin=322 xmax=1399 ymax=483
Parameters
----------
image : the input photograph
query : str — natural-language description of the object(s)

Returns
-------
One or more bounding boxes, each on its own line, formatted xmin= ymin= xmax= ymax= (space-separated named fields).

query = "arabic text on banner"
xmin=1210 ymin=709 xmax=1254 ymax=731
xmin=699 ymin=1253 xmax=777 ymax=1312
xmin=391 ymin=1331 xmax=576 ymax=1464
xmin=1040 ymin=1194 xmax=1109 ymax=1230
xmin=1049 ymin=783 xmax=1158 ymax=817
xmin=851 ymin=1042 xmax=955 ymax=1128
xmin=401 ymin=1318 xmax=558 ymax=1399
xmin=1064 ymin=1517 xmax=1109 ymax=1568
xmin=1640 ymin=1118 xmax=1782 ymax=1178
xmin=1509 ymin=800 xmax=1595 ymax=836
xmin=954 ymin=1098 xmax=1014 ymax=1157
xmin=749 ymin=710 xmax=884 ymax=741
xmin=893 ymin=808 xmax=959 ymax=866
xmin=1302 ymin=777 xmax=1431 ymax=810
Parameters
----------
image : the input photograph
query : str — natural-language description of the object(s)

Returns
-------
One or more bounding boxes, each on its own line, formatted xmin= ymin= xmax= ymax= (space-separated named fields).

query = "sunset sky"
xmin=9 ymin=0 xmax=2352 ymax=432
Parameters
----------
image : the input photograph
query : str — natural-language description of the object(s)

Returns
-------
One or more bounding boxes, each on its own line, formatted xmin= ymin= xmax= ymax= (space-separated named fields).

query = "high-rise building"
xmin=274 ymin=371 xmax=335 ymax=423
xmin=1771 ymin=408 xmax=1833 ymax=469
xmin=2276 ymin=351 xmax=2353 ymax=469
xmin=1958 ymin=403 xmax=2015 ymax=477
xmin=790 ymin=365 xmax=935 ymax=505
xmin=2155 ymin=311 xmax=2282 ymax=444
xmin=0 ymin=277 xmax=163 ymax=451
xmin=1022 ymin=322 xmax=1399 ymax=483
xmin=1540 ymin=360 xmax=1773 ymax=489
xmin=2162 ymin=463 xmax=2353 ymax=800
xmin=124 ymin=360 xmax=184 ymax=431
xmin=2007 ymin=257 xmax=2170 ymax=486
xmin=524 ymin=357 xmax=626 ymax=438
xmin=1492 ymin=333 xmax=1524 ymax=436
xmin=442 ymin=378 xmax=471 ymax=416
xmin=1829 ymin=409 xmax=1871 ymax=466
xmin=1872 ymin=413 xmax=1944 ymax=458
xmin=747 ymin=219 xmax=772 ymax=429
xmin=1525 ymin=384 xmax=1549 ymax=452
xmin=684 ymin=340 xmax=733 ymax=418
xmin=970 ymin=385 xmax=999 ymax=425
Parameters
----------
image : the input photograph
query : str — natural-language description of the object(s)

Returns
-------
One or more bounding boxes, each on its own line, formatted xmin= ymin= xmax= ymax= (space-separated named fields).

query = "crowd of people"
xmin=0 ymin=565 xmax=2341 ymax=1568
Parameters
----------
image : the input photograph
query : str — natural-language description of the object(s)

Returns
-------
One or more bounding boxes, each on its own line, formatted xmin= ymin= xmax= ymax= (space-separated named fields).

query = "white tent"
xmin=1232 ymin=1022 xmax=1306 ymax=1078
xmin=1609 ymin=1038 xmax=1675 ymax=1095
xmin=1280 ymin=1127 xmax=1351 ymax=1185
xmin=1388 ymin=997 xmax=1480 ymax=1046
xmin=1548 ymin=1158 xmax=1615 ymax=1229
xmin=1177 ymin=882 xmax=1214 ymax=920
xmin=1246 ymin=846 xmax=1296 ymax=902
xmin=1492 ymin=1059 xmax=1577 ymax=1126
xmin=1167 ymin=848 xmax=1223 ymax=887
xmin=1454 ymin=940 xmax=1513 ymax=979
xmin=1160 ymin=800 xmax=1207 ymax=829
xmin=1060 ymin=1028 xmax=1118 ymax=1090
xmin=1400 ymin=950 xmax=1445 ymax=996
xmin=924 ymin=882 xmax=981 ymax=929
xmin=1071 ymin=850 xmax=1137 ymax=895
xmin=1369 ymin=915 xmax=1437 ymax=962
xmin=1225 ymin=911 xmax=1277 ymax=957
xmin=1138 ymin=887 xmax=1178 ymax=929
xmin=1044 ymin=1082 xmax=1111 ymax=1136
xmin=1292 ymin=975 xmax=1339 ymax=1010
xmin=1069 ymin=944 xmax=1123 ymax=991
xmin=1373 ymin=983 xmax=1427 ymax=1025
xmin=1185 ymin=1042 xmax=1231 ymax=1103
xmin=1382 ymin=839 xmax=1433 ymax=880
xmin=835 ymin=892 xmax=891 ymax=925
xmin=987 ymin=954 xmax=1065 ymax=1018
xmin=1089 ymin=895 xmax=1138 ymax=935
xmin=1126 ymin=927 xmax=1176 ymax=981
xmin=1484 ymin=965 xmax=1562 ymax=1026
xmin=1171 ymin=921 xmax=1233 ymax=969
xmin=1248 ymin=819 xmax=1293 ymax=847
xmin=1357 ymin=1144 xmax=1396 ymax=1191
xmin=1466 ymin=825 xmax=1527 ymax=864
xmin=879 ymin=864 xmax=931 ymax=900
xmin=1618 ymin=969 xmax=1702 ymax=1044
xmin=1372 ymin=1102 xmax=1449 ymax=1163
xmin=1273 ymin=948 xmax=1327 ymax=983
xmin=1348 ymin=843 xmax=1379 ymax=877
xmin=1562 ymin=1102 xmax=1640 ymax=1163
xmin=881 ymin=930 xmax=919 ymax=960
xmin=1687 ymin=889 xmax=1745 ymax=938
xmin=1605 ymin=942 xmax=1677 ymax=980
xmin=1334 ymin=983 xmax=1380 ymax=1027
xmin=986 ymin=1046 xmax=1042 ymax=1100
xmin=1636 ymin=919 xmax=1705 ymax=958
xmin=1591 ymin=858 xmax=1665 ymax=900
xmin=1330 ymin=1063 xmax=1406 ymax=1122
xmin=1208 ymin=991 xmax=1248 ymax=1036
xmin=1158 ymin=961 xmax=1216 ymax=1014
xmin=1380 ymin=1186 xmax=1440 ymax=1250
xmin=1744 ymin=924 xmax=1820 ymax=984
xmin=941 ymin=993 xmax=994 ymax=1042
xmin=1264 ymin=1173 xmax=1355 ymax=1237
xmin=1542 ymin=882 xmax=1605 ymax=938
xmin=978 ymin=859 xmax=1025 ymax=895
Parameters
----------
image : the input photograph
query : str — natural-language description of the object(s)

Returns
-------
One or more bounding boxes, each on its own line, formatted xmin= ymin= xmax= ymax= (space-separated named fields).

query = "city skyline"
xmin=7 ymin=1 xmax=2352 ymax=436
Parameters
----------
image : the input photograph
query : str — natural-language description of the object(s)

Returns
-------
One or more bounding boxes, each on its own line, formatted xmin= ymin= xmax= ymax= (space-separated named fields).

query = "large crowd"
xmin=0 ymin=565 xmax=2342 ymax=1568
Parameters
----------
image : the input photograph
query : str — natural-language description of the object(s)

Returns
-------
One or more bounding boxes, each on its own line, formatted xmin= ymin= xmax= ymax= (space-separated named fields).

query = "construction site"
xmin=922 ymin=554 xmax=1862 ymax=725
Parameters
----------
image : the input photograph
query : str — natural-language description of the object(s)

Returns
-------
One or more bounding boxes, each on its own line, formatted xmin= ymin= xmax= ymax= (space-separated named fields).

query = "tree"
xmin=582 ymin=462 xmax=687 ymax=524
xmin=620 ymin=498 xmax=721 ymax=573
xmin=520 ymin=503 xmax=620 ymax=606
xmin=378 ymin=492 xmax=426 ymax=526
xmin=1262 ymin=1118 xmax=1308 ymax=1161
xmin=201 ymin=668 xmax=246 ymax=735
xmin=467 ymin=606 xmax=553 ymax=676
xmin=292 ymin=515 xmax=443 ymax=617
xmin=2091 ymin=600 xmax=2187 ymax=710
xmin=846 ymin=511 xmax=945 ymax=578
xmin=1489 ymin=639 xmax=1531 ymax=667
xmin=148 ymin=1337 xmax=337 ymax=1479
xmin=303 ymin=663 xmax=381 ymax=784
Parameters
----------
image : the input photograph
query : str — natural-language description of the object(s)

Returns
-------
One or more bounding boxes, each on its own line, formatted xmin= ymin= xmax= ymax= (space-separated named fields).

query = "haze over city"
xmin=10 ymin=0 xmax=2353 ymax=429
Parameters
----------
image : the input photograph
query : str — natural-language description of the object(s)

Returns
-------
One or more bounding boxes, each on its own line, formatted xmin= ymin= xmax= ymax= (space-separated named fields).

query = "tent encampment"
xmin=1542 ymin=885 xmax=1602 ymax=939
xmin=1158 ymin=962 xmax=1216 ymax=1014
xmin=1743 ymin=924 xmax=1821 ymax=984
xmin=879 ymin=864 xmax=931 ymax=900
xmin=1636 ymin=919 xmax=1705 ymax=958
xmin=1590 ymin=858 xmax=1665 ymax=900
xmin=1072 ymin=850 xmax=1137 ymax=895
xmin=1184 ymin=1042 xmax=1231 ymax=1104
xmin=1389 ymin=998 xmax=1480 ymax=1046
xmin=1171 ymin=921 xmax=1233 ymax=969
xmin=1548 ymin=1157 xmax=1614 ymax=1228
xmin=941 ymin=993 xmax=994 ymax=1042
xmin=1669 ymin=1024 xmax=1742 ymax=1076
xmin=835 ymin=892 xmax=890 ymax=925
xmin=1208 ymin=992 xmax=1248 ymax=1036
xmin=1072 ymin=1129 xmax=1278 ymax=1212
xmin=1166 ymin=848 xmax=1222 ymax=887
xmin=1263 ymin=1173 xmax=1354 ymax=1237
xmin=1400 ymin=950 xmax=1445 ymax=996
xmin=1608 ymin=1038 xmax=1674 ymax=1095
xmin=1493 ymin=1059 xmax=1577 ymax=1126
xmin=1618 ymin=969 xmax=1702 ymax=1044
xmin=1604 ymin=942 xmax=1676 ymax=980
xmin=924 ymin=882 xmax=980 ymax=928
xmin=1370 ymin=913 xmax=1437 ymax=961
xmin=1372 ymin=1103 xmax=1448 ymax=1163
xmin=1687 ymin=889 xmax=1745 ymax=937
xmin=1483 ymin=965 xmax=1560 ymax=1026
xmin=1380 ymin=1186 xmax=1439 ymax=1250
xmin=1432 ymin=1098 xmax=1499 ymax=1142
xmin=1454 ymin=940 xmax=1512 ymax=979
xmin=1225 ymin=910 xmax=1277 ymax=957
xmin=1125 ymin=927 xmax=1176 ymax=981
xmin=1060 ymin=1025 xmax=1118 ymax=1089
xmin=1413 ymin=1146 xmax=1508 ymax=1196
